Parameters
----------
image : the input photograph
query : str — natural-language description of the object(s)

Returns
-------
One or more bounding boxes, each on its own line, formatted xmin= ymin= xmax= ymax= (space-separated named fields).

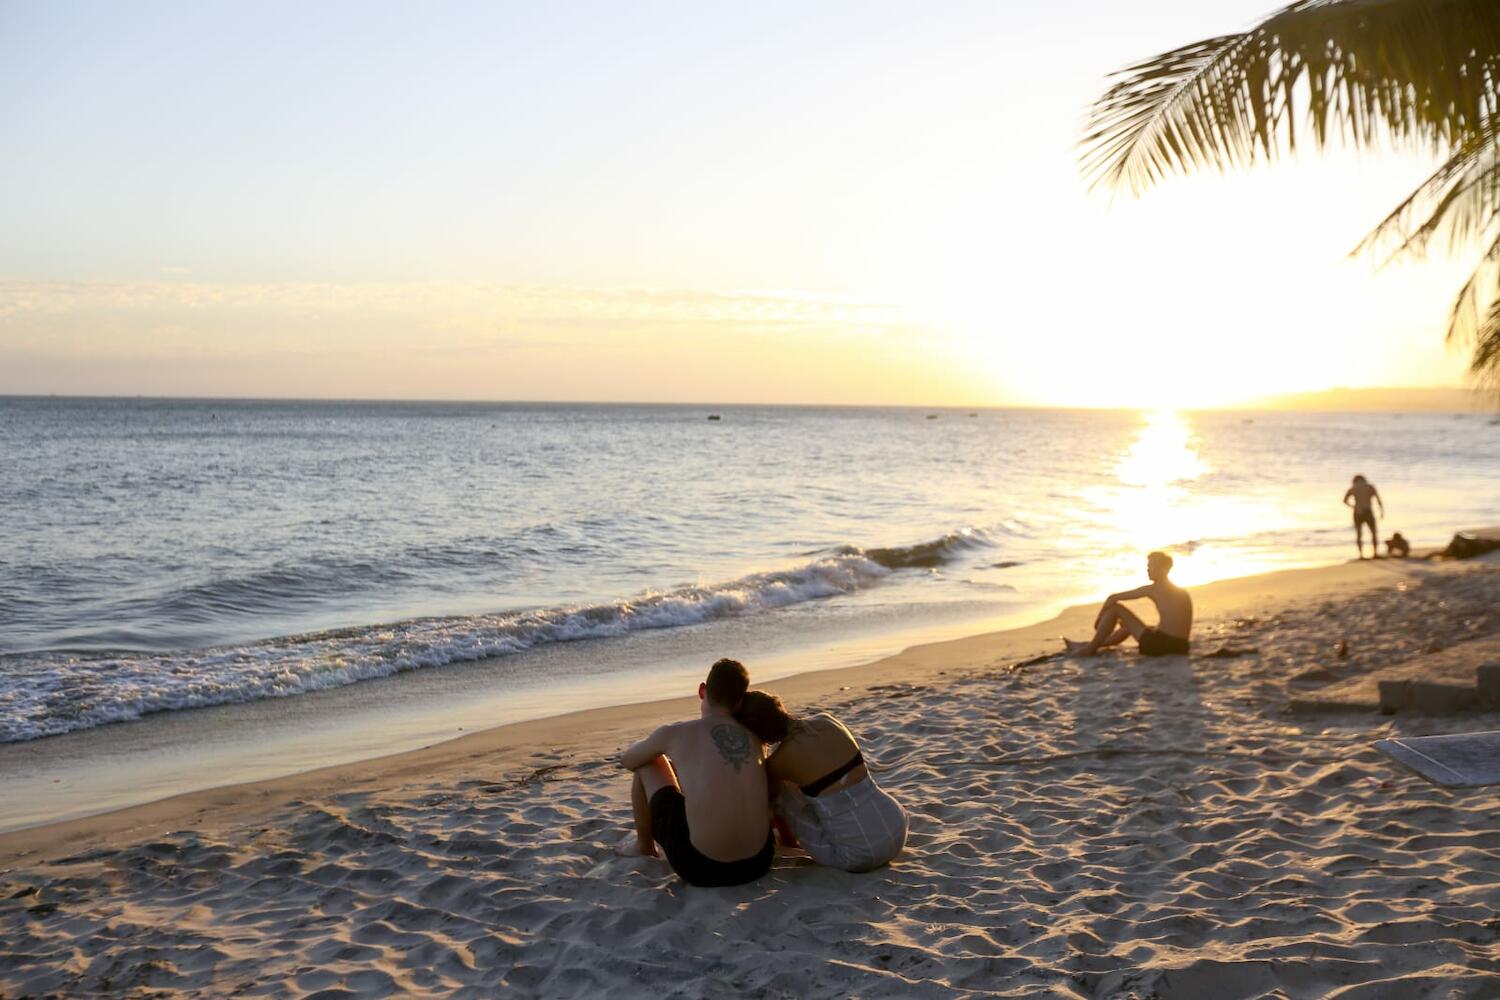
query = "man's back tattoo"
xmin=711 ymin=724 xmax=753 ymax=772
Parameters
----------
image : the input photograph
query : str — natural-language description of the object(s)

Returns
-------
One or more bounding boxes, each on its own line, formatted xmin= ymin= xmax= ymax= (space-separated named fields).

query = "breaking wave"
xmin=0 ymin=529 xmax=998 ymax=743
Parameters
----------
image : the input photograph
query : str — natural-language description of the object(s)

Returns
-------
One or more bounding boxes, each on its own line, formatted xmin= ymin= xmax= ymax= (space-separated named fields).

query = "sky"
xmin=0 ymin=0 xmax=1482 ymax=408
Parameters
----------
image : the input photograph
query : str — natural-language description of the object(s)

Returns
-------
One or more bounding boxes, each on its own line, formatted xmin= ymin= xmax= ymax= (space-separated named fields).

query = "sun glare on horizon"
xmin=1072 ymin=409 xmax=1310 ymax=590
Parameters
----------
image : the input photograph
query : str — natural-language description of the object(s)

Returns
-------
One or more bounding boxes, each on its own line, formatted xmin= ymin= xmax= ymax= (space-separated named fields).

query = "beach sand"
xmin=4 ymin=554 xmax=1500 ymax=998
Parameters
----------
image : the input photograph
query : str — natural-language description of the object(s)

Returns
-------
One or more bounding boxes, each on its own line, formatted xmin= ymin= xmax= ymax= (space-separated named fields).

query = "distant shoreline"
xmin=0 ymin=388 xmax=1490 ymax=412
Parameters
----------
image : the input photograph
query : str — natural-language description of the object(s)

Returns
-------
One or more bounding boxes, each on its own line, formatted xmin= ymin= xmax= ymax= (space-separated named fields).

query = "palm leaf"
xmin=1081 ymin=0 xmax=1500 ymax=391
xmin=1354 ymin=121 xmax=1500 ymax=262
xmin=1083 ymin=0 xmax=1500 ymax=194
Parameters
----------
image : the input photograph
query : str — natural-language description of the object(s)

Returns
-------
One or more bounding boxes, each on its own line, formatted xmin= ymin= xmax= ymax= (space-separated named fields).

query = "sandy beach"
xmin=4 ymin=553 xmax=1500 ymax=998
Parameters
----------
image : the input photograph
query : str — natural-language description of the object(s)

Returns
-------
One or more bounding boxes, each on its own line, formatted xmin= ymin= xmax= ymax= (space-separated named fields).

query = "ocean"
xmin=3 ymin=396 xmax=1498 ymax=746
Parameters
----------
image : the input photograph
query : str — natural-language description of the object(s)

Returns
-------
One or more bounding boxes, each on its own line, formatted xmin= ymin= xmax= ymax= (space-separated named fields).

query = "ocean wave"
xmin=858 ymin=527 xmax=998 ymax=569
xmin=4 ymin=527 xmax=575 ymax=654
xmin=0 ymin=527 xmax=1013 ymax=742
xmin=0 ymin=542 xmax=945 ymax=743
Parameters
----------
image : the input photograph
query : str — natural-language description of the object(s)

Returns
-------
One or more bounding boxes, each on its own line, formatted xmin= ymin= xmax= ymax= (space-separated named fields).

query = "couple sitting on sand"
xmin=617 ymin=658 xmax=908 ymax=887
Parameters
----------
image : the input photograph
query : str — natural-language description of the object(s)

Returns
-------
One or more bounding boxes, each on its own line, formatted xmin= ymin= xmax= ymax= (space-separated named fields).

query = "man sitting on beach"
xmin=1063 ymin=551 xmax=1193 ymax=657
xmin=616 ymin=658 xmax=775 ymax=887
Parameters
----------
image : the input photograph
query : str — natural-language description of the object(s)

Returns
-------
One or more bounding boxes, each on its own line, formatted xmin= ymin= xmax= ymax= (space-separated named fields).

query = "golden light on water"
xmin=1080 ymin=410 xmax=1299 ymax=591
xmin=1116 ymin=409 xmax=1210 ymax=488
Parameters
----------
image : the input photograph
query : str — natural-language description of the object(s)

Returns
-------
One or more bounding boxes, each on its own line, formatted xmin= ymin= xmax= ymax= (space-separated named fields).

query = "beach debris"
xmin=1442 ymin=531 xmax=1500 ymax=560
xmin=1007 ymin=651 xmax=1059 ymax=672
xmin=706 ymin=414 xmax=721 ymax=421
xmin=1199 ymin=646 xmax=1258 ymax=659
xmin=1336 ymin=640 xmax=1349 ymax=658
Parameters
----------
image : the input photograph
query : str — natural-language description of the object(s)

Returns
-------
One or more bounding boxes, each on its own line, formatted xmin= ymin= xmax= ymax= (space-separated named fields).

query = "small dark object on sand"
xmin=707 ymin=414 xmax=721 ymax=421
xmin=1199 ymin=646 xmax=1259 ymax=659
xmin=1336 ymin=640 xmax=1349 ymax=658
xmin=1008 ymin=651 xmax=1060 ymax=672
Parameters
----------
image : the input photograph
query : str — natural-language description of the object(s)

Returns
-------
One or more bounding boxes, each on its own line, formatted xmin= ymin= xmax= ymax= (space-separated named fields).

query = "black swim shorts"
xmin=1354 ymin=508 xmax=1377 ymax=530
xmin=649 ymin=787 xmax=774 ymax=887
xmin=1138 ymin=628 xmax=1190 ymax=657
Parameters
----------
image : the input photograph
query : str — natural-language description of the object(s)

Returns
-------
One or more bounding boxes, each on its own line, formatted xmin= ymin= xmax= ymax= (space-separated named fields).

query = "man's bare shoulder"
xmin=649 ymin=718 xmax=698 ymax=748
xmin=1146 ymin=579 xmax=1190 ymax=600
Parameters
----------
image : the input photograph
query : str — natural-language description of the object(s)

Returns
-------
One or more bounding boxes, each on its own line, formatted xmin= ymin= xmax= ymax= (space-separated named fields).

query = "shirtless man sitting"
xmin=1063 ymin=551 xmax=1193 ymax=657
xmin=617 ymin=658 xmax=775 ymax=887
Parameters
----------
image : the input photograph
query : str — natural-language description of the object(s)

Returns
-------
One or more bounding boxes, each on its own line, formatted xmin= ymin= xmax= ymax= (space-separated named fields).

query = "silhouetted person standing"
xmin=1343 ymin=475 xmax=1384 ymax=559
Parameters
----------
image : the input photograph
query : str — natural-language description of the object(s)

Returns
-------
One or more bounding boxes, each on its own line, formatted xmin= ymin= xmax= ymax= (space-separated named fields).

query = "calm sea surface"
xmin=3 ymin=396 xmax=1498 ymax=743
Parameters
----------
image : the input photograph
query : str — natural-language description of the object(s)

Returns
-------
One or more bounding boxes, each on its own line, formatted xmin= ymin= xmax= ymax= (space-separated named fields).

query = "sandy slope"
xmin=3 ymin=556 xmax=1500 ymax=998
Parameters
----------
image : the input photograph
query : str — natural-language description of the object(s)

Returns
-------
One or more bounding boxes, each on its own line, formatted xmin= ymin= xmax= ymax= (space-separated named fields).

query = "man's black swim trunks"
xmin=650 ymin=787 xmax=774 ymax=887
xmin=1138 ymin=628 xmax=1190 ymax=657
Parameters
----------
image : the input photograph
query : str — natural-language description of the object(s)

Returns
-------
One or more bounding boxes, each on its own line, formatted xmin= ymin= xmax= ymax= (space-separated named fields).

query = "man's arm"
xmin=1343 ymin=488 xmax=1355 ymax=507
xmin=1096 ymin=585 xmax=1151 ymax=625
xmin=619 ymin=724 xmax=674 ymax=771
xmin=1374 ymin=488 xmax=1385 ymax=516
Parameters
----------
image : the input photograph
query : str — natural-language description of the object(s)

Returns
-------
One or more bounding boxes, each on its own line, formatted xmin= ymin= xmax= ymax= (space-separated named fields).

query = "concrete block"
xmin=1378 ymin=680 xmax=1411 ymax=714
xmin=1478 ymin=662 xmax=1500 ymax=704
xmin=1407 ymin=681 xmax=1479 ymax=715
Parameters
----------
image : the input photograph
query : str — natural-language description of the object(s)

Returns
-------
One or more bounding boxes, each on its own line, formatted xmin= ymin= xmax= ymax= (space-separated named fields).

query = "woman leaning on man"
xmin=734 ymin=690 xmax=908 ymax=872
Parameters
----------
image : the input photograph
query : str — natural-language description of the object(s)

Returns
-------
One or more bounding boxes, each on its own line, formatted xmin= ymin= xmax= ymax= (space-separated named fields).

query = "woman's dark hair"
xmin=735 ymin=689 xmax=791 ymax=744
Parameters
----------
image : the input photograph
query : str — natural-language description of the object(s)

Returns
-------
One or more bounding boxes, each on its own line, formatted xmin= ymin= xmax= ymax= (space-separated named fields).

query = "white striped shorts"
xmin=776 ymin=776 xmax=908 ymax=872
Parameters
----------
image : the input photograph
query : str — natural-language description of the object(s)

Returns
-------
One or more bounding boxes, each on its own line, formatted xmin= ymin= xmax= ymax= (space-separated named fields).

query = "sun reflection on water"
xmin=1117 ymin=409 xmax=1210 ymax=487
xmin=1079 ymin=410 xmax=1292 ymax=591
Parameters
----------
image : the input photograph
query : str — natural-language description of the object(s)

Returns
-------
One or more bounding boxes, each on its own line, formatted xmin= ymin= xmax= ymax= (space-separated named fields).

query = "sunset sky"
xmin=0 ymin=1 xmax=1479 ymax=408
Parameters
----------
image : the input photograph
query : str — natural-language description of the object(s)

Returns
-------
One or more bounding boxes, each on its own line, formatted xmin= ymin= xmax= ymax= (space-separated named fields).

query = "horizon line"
xmin=0 ymin=387 xmax=1486 ymax=414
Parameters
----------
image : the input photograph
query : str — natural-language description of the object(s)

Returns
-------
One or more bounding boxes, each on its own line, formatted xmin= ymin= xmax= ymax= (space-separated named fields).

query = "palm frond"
xmin=1082 ymin=0 xmax=1500 ymax=195
xmin=1447 ymin=229 xmax=1500 ymax=344
xmin=1081 ymin=0 xmax=1500 ymax=394
xmin=1472 ymin=299 xmax=1500 ymax=389
xmin=1355 ymin=121 xmax=1500 ymax=263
